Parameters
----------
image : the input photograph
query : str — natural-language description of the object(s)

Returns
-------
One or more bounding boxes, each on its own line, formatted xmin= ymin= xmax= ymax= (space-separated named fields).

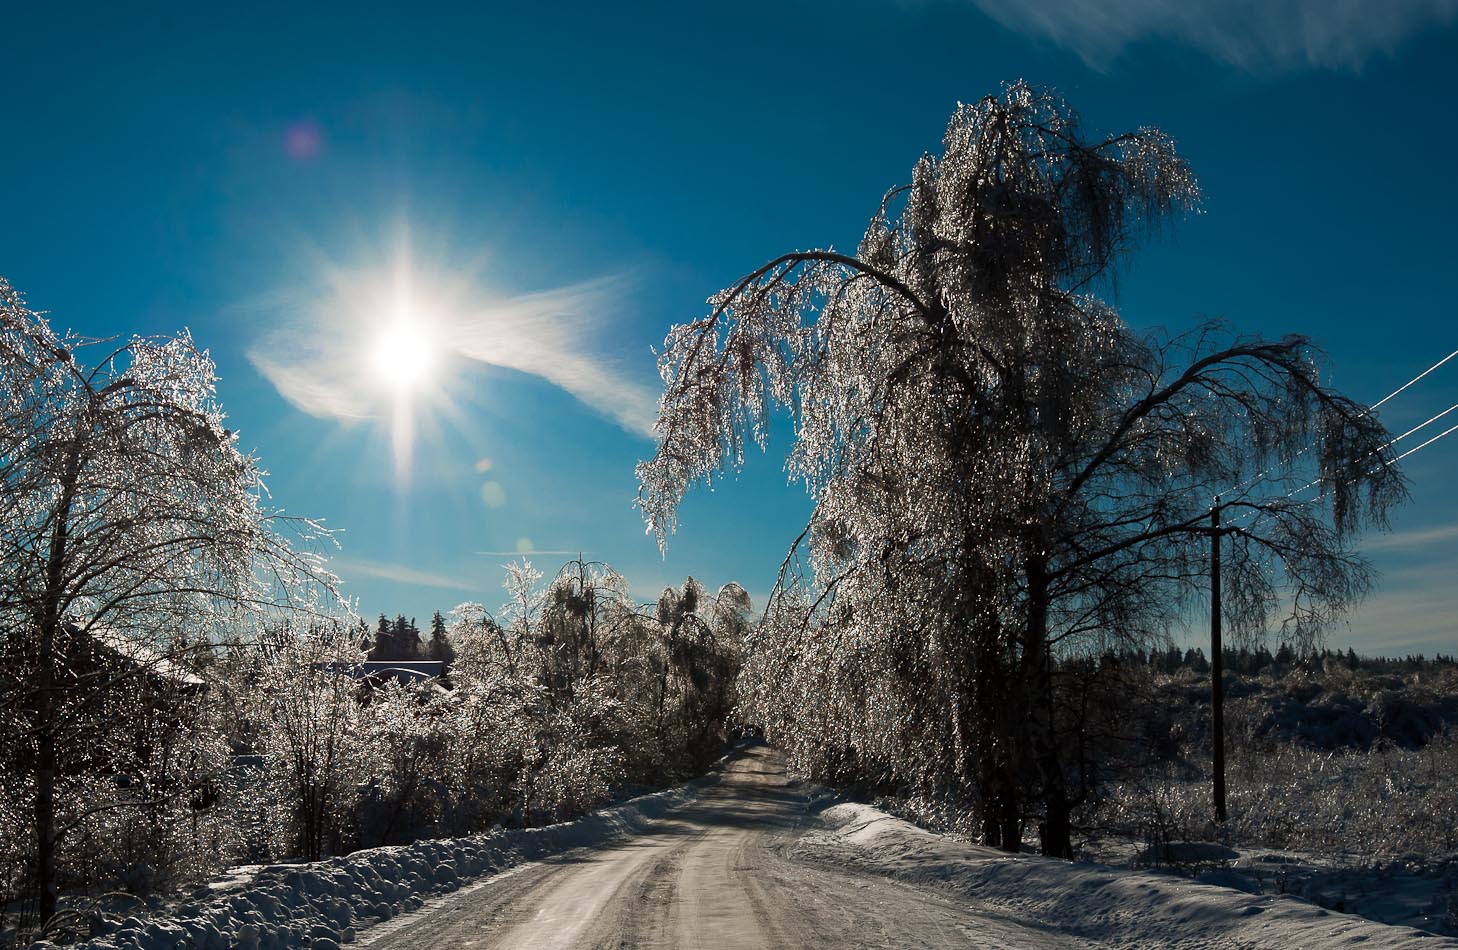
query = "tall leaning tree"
xmin=637 ymin=83 xmax=1405 ymax=858
xmin=0 ymin=278 xmax=340 ymax=925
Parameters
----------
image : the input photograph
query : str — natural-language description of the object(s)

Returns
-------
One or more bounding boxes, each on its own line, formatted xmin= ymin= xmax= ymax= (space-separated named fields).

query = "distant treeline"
xmin=1084 ymin=644 xmax=1458 ymax=678
xmin=360 ymin=611 xmax=454 ymax=663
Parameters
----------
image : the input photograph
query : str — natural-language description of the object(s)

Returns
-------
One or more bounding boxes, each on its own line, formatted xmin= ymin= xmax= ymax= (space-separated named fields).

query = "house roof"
xmin=313 ymin=660 xmax=446 ymax=685
xmin=359 ymin=660 xmax=444 ymax=683
xmin=64 ymin=622 xmax=207 ymax=689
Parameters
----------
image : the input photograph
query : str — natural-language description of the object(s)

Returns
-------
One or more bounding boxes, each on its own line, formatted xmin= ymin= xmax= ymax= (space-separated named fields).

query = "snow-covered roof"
xmin=312 ymin=660 xmax=446 ymax=684
xmin=65 ymin=622 xmax=207 ymax=689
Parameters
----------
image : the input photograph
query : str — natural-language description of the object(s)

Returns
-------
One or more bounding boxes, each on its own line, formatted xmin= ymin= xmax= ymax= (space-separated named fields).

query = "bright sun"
xmin=370 ymin=316 xmax=436 ymax=391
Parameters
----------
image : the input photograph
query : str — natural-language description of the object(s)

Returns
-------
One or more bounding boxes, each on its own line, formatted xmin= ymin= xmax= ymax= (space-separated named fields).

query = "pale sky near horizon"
xmin=3 ymin=1 xmax=1456 ymax=655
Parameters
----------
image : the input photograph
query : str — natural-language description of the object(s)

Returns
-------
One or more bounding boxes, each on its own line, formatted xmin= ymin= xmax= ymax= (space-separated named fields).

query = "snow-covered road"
xmin=358 ymin=745 xmax=1079 ymax=949
xmin=78 ymin=744 xmax=1456 ymax=948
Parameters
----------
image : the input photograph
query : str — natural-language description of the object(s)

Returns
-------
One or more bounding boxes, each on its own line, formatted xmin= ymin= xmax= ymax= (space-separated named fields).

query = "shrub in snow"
xmin=1082 ymin=729 xmax=1458 ymax=863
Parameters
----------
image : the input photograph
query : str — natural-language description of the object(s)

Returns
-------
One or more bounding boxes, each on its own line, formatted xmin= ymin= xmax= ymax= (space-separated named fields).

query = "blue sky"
xmin=3 ymin=2 xmax=1456 ymax=654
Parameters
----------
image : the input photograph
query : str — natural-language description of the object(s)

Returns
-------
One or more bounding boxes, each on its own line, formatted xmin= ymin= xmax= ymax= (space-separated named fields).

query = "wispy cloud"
xmin=332 ymin=557 xmax=477 ymax=592
xmin=475 ymin=549 xmax=589 ymax=557
xmin=247 ymin=266 xmax=660 ymax=439
xmin=443 ymin=277 xmax=660 ymax=437
xmin=1361 ymin=521 xmax=1458 ymax=552
xmin=1341 ymin=565 xmax=1458 ymax=652
xmin=967 ymin=0 xmax=1458 ymax=73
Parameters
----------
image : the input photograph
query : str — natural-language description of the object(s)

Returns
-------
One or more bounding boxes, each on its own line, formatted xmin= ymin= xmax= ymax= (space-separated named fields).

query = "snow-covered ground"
xmin=53 ymin=752 xmax=1457 ymax=948
xmin=802 ymin=800 xmax=1456 ymax=948
xmin=59 ymin=775 xmax=719 ymax=950
xmin=1075 ymin=835 xmax=1458 ymax=939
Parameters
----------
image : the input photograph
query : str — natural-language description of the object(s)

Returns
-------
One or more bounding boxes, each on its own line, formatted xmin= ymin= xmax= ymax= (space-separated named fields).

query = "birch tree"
xmin=0 ymin=278 xmax=339 ymax=924
xmin=638 ymin=83 xmax=1405 ymax=857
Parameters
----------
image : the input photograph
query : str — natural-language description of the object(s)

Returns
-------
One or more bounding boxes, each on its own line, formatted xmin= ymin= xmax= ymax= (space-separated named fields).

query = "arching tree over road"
xmin=637 ymin=83 xmax=1406 ymax=857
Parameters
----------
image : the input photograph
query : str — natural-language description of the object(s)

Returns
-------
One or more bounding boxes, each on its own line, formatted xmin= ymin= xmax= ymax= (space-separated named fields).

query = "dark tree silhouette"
xmin=428 ymin=610 xmax=455 ymax=665
xmin=638 ymin=84 xmax=1406 ymax=857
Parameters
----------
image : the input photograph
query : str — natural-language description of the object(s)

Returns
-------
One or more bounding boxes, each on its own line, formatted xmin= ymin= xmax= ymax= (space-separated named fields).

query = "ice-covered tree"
xmin=445 ymin=560 xmax=742 ymax=815
xmin=644 ymin=579 xmax=739 ymax=777
xmin=637 ymin=84 xmax=1405 ymax=856
xmin=247 ymin=623 xmax=367 ymax=860
xmin=0 ymin=278 xmax=339 ymax=922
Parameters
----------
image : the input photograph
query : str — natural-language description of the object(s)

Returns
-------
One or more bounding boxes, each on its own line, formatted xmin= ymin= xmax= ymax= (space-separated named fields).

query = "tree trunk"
xmin=1039 ymin=786 xmax=1073 ymax=859
xmin=34 ymin=438 xmax=82 ymax=926
xmin=980 ymin=757 xmax=1022 ymax=852
xmin=981 ymin=807 xmax=1000 ymax=849
xmin=971 ymin=645 xmax=1022 ymax=853
xmin=1025 ymin=559 xmax=1074 ymax=859
xmin=34 ymin=667 xmax=57 ymax=927
xmin=997 ymin=786 xmax=1021 ymax=854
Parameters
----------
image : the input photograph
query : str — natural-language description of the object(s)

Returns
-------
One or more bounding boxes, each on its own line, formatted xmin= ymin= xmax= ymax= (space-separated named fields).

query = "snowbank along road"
xmin=360 ymin=746 xmax=1091 ymax=949
xmin=361 ymin=744 xmax=1454 ymax=950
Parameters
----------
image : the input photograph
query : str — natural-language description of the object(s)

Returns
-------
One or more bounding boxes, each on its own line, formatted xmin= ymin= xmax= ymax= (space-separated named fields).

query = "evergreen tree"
xmin=428 ymin=611 xmax=454 ymax=665
xmin=370 ymin=613 xmax=391 ymax=661
xmin=389 ymin=615 xmax=421 ymax=660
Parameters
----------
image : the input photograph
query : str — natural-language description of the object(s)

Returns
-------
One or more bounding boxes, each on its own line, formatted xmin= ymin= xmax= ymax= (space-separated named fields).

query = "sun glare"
xmin=370 ymin=316 xmax=436 ymax=391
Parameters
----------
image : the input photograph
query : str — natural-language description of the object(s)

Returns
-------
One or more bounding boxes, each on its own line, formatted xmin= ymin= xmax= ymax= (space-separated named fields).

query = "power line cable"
xmin=1389 ymin=418 xmax=1458 ymax=467
xmin=1228 ymin=404 xmax=1458 ymax=529
xmin=1370 ymin=346 xmax=1458 ymax=410
xmin=1279 ymin=399 xmax=1458 ymax=503
xmin=1223 ymin=345 xmax=1458 ymax=498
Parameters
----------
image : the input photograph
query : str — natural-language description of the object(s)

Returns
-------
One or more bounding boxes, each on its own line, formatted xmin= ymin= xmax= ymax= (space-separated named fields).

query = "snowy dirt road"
xmin=358 ymin=745 xmax=1078 ymax=949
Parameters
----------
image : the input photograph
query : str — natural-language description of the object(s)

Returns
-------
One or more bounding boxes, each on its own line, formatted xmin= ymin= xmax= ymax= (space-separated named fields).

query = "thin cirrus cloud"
xmin=444 ymin=278 xmax=661 ymax=438
xmin=1360 ymin=520 xmax=1458 ymax=552
xmin=331 ymin=557 xmax=477 ymax=592
xmin=966 ymin=0 xmax=1458 ymax=73
xmin=248 ymin=273 xmax=661 ymax=439
xmin=1344 ymin=561 xmax=1458 ymax=653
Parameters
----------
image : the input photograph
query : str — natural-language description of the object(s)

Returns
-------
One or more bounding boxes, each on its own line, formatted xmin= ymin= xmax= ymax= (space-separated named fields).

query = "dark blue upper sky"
xmin=4 ymin=1 xmax=1457 ymax=653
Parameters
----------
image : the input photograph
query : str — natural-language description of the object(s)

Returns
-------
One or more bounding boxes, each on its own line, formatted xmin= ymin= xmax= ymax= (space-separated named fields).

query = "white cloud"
xmin=441 ymin=277 xmax=660 ymax=438
xmin=331 ymin=557 xmax=477 ymax=592
xmin=251 ymin=338 xmax=378 ymax=421
xmin=475 ymin=549 xmax=588 ymax=556
xmin=1360 ymin=520 xmax=1458 ymax=552
xmin=1331 ymin=559 xmax=1456 ymax=654
xmin=247 ymin=271 xmax=660 ymax=439
xmin=967 ymin=0 xmax=1458 ymax=73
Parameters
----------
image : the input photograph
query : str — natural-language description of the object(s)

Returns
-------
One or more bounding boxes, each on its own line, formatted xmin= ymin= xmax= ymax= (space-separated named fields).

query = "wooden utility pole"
xmin=1211 ymin=500 xmax=1227 ymax=823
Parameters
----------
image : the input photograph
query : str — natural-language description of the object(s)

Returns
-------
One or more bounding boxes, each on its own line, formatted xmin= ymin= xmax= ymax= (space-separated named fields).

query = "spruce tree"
xmin=428 ymin=611 xmax=454 ymax=665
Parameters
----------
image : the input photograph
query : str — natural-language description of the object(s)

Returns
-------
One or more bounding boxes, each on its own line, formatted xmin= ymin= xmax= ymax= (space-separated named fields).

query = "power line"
xmin=1223 ymin=345 xmax=1458 ymax=498
xmin=1390 ymin=418 xmax=1458 ymax=466
xmin=1386 ymin=400 xmax=1458 ymax=449
xmin=1227 ymin=402 xmax=1458 ymax=529
xmin=1281 ymin=399 xmax=1458 ymax=502
xmin=1371 ymin=346 xmax=1458 ymax=410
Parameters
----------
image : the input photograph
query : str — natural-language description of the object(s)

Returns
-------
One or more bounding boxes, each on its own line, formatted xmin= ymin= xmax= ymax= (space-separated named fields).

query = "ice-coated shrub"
xmin=1082 ymin=728 xmax=1458 ymax=863
xmin=355 ymin=682 xmax=453 ymax=846
xmin=241 ymin=624 xmax=373 ymax=861
xmin=0 ymin=555 xmax=743 ymax=928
